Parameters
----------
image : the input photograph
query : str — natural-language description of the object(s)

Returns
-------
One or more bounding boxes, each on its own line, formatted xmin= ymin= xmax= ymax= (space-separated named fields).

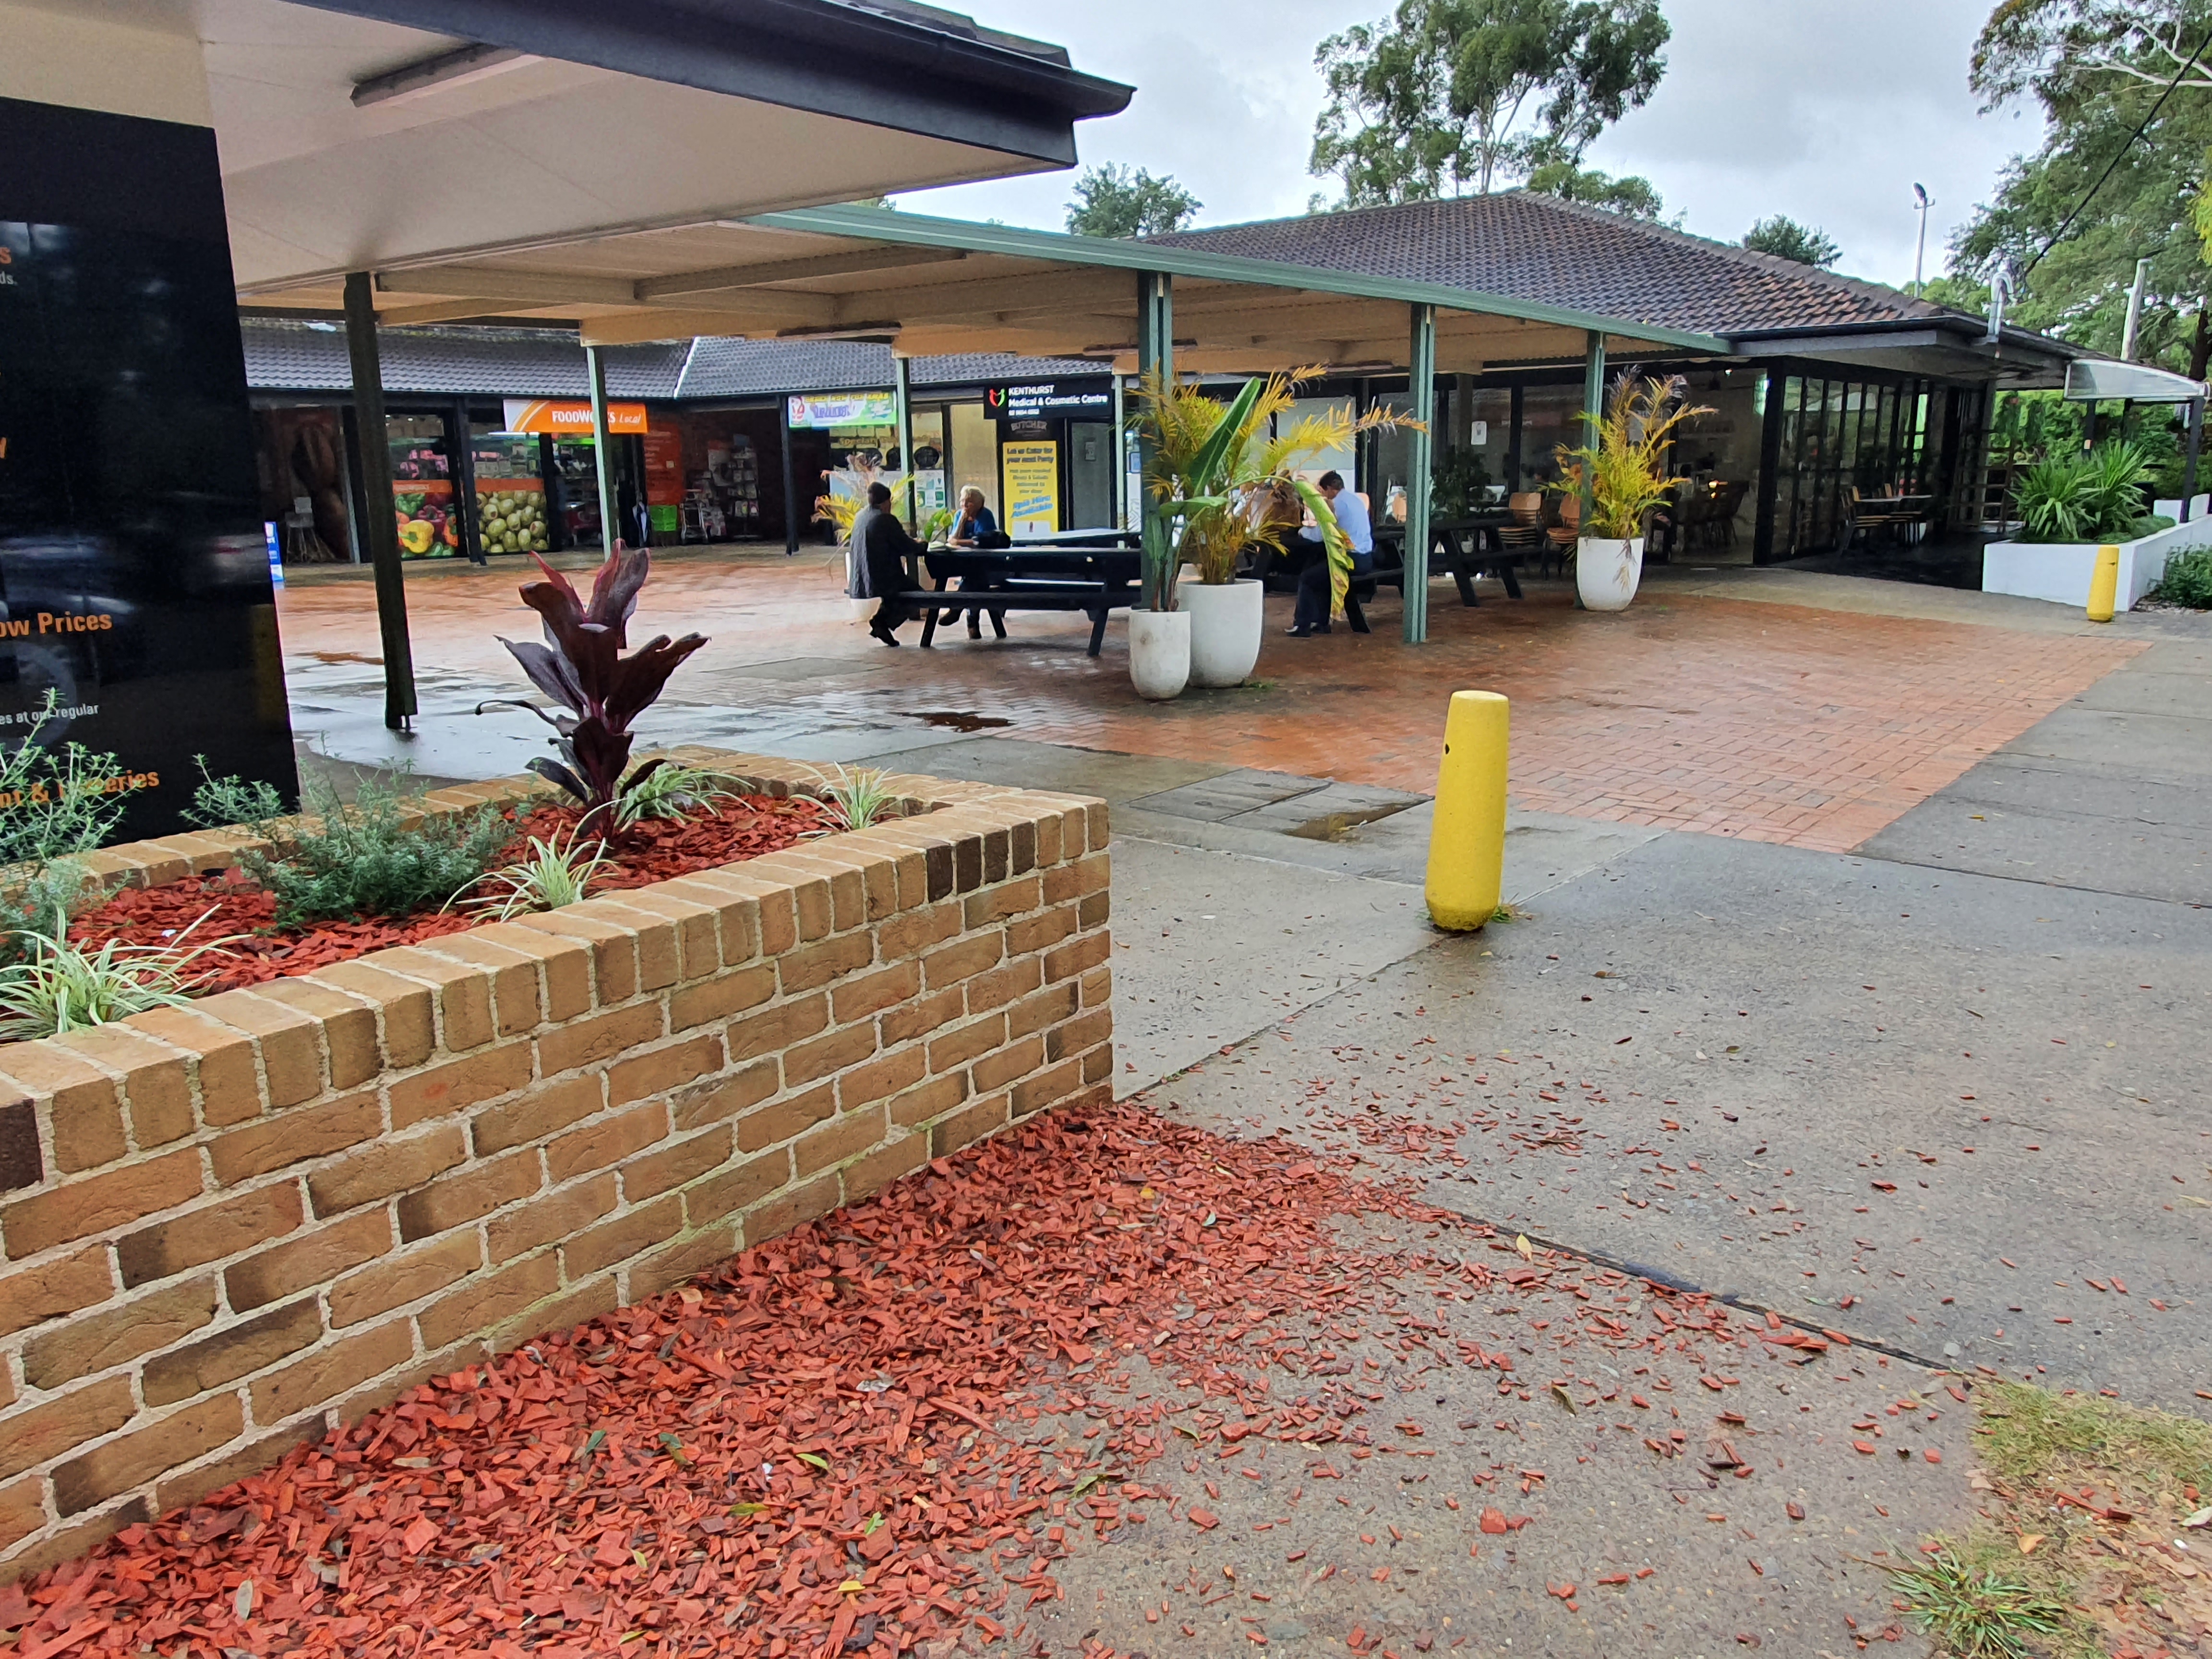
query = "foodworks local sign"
xmin=502 ymin=399 xmax=648 ymax=435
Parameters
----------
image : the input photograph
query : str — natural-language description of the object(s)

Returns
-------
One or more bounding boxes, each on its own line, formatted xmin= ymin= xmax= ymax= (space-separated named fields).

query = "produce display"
xmin=392 ymin=491 xmax=458 ymax=558
xmin=475 ymin=488 xmax=551 ymax=554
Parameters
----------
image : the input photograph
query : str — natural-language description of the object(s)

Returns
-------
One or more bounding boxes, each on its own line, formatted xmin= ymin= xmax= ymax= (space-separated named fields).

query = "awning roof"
xmin=100 ymin=0 xmax=1129 ymax=297
xmin=251 ymin=203 xmax=1730 ymax=374
xmin=2065 ymin=357 xmax=2208 ymax=403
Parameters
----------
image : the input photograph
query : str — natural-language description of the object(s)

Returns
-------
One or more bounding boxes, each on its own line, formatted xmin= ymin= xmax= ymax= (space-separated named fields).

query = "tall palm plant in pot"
xmin=1131 ymin=369 xmax=1418 ymax=690
xmin=1551 ymin=374 xmax=1711 ymax=612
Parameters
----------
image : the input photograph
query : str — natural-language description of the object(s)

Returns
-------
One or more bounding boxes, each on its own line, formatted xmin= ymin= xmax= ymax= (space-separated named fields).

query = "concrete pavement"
xmin=278 ymin=561 xmax=2212 ymax=1654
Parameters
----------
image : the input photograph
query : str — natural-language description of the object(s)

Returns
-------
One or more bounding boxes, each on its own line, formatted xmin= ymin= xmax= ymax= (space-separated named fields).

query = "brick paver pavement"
xmin=277 ymin=550 xmax=2140 ymax=854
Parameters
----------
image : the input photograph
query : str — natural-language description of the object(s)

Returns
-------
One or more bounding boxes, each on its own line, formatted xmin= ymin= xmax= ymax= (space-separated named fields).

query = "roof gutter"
xmin=291 ymin=0 xmax=1133 ymax=166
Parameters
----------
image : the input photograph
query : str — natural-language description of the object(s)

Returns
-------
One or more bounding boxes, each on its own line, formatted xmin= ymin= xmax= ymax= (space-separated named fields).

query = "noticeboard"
xmin=1001 ymin=441 xmax=1060 ymax=539
xmin=0 ymin=94 xmax=296 ymax=839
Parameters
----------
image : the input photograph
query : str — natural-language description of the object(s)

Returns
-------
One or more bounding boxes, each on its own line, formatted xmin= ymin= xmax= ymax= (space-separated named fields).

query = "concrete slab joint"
xmin=0 ymin=750 xmax=1111 ymax=1580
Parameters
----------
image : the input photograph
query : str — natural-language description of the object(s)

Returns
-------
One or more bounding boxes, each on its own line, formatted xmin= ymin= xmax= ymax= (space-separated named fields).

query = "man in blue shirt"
xmin=1288 ymin=470 xmax=1371 ymax=637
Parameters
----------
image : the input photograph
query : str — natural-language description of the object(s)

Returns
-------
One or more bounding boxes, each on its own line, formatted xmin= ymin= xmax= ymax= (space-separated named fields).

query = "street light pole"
xmin=1911 ymin=184 xmax=1931 ymax=298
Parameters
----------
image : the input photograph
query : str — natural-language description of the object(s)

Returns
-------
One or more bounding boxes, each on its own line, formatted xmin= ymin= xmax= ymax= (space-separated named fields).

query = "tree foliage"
xmin=1742 ymin=215 xmax=1842 ymax=268
xmin=1954 ymin=0 xmax=2212 ymax=373
xmin=1309 ymin=0 xmax=1668 ymax=206
xmin=1525 ymin=158 xmax=1665 ymax=218
xmin=1065 ymin=164 xmax=1202 ymax=238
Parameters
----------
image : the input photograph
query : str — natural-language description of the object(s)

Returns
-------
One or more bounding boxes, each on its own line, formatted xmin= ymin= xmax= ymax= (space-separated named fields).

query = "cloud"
xmin=904 ymin=0 xmax=2043 ymax=286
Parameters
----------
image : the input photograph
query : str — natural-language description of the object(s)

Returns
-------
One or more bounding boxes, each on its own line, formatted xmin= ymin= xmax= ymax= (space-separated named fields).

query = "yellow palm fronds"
xmin=812 ymin=464 xmax=911 ymax=540
xmin=1130 ymin=367 xmax=1425 ymax=611
xmin=1551 ymin=376 xmax=1713 ymax=541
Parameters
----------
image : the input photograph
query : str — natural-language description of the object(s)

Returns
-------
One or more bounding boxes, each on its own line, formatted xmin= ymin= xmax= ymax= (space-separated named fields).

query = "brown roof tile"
xmin=1149 ymin=192 xmax=1946 ymax=337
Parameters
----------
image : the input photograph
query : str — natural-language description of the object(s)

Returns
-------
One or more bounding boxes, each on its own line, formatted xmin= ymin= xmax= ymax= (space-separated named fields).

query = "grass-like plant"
xmin=454 ymin=829 xmax=612 ymax=921
xmin=1551 ymin=373 xmax=1715 ymax=541
xmin=214 ymin=770 xmax=512 ymax=927
xmin=1131 ymin=368 xmax=1421 ymax=614
xmin=0 ymin=908 xmax=238 ymax=1040
xmin=806 ymin=766 xmax=902 ymax=833
xmin=613 ymin=762 xmax=746 ymax=830
xmin=0 ymin=692 xmax=129 ymax=869
xmin=2015 ymin=440 xmax=2158 ymax=544
xmin=1888 ymin=1549 xmax=2072 ymax=1659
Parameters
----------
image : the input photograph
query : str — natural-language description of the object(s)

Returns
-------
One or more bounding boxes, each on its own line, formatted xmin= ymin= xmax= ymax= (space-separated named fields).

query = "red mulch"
xmin=0 ymin=1105 xmax=1480 ymax=1659
xmin=64 ymin=794 xmax=828 ymax=995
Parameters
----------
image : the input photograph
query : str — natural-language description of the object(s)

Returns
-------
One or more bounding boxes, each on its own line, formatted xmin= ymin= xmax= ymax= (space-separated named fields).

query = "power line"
xmin=2020 ymin=24 xmax=2212 ymax=280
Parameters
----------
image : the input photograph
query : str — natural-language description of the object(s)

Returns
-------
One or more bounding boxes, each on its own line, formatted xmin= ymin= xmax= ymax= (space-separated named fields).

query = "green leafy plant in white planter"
xmin=1131 ymin=369 xmax=1416 ymax=692
xmin=1552 ymin=375 xmax=1711 ymax=612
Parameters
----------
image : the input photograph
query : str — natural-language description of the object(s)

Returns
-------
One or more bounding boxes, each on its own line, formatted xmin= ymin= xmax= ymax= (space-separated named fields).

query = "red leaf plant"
xmin=488 ymin=549 xmax=708 ymax=817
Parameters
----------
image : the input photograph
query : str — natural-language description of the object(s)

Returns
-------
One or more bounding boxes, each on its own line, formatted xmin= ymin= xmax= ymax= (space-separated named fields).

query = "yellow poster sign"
xmin=1001 ymin=440 xmax=1060 ymax=539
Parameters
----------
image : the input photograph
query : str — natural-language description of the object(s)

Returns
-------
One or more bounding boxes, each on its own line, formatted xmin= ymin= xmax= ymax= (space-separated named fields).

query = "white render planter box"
xmin=1983 ymin=514 xmax=2212 ymax=609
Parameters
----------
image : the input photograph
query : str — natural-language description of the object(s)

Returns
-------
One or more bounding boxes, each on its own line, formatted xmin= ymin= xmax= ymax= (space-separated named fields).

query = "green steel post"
xmin=893 ymin=354 xmax=916 ymax=530
xmin=343 ymin=272 xmax=416 ymax=730
xmin=1136 ymin=270 xmax=1174 ymax=611
xmin=1580 ymin=329 xmax=1606 ymax=532
xmin=586 ymin=344 xmax=620 ymax=551
xmin=1403 ymin=304 xmax=1437 ymax=644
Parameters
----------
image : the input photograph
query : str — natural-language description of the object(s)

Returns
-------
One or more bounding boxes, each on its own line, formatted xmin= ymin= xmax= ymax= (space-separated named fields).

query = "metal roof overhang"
xmin=1725 ymin=316 xmax=2085 ymax=388
xmin=2064 ymin=358 xmax=2207 ymax=402
xmin=252 ymin=203 xmax=1728 ymax=373
xmin=93 ymin=0 xmax=1129 ymax=300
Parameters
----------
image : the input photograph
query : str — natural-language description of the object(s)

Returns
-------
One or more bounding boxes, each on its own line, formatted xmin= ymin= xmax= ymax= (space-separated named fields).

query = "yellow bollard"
xmin=1426 ymin=690 xmax=1509 ymax=931
xmin=2086 ymin=543 xmax=2120 ymax=623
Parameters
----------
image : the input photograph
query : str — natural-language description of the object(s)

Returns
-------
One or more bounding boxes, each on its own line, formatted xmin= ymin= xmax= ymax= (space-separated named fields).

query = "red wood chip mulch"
xmin=62 ymin=795 xmax=829 ymax=996
xmin=0 ymin=1105 xmax=1504 ymax=1659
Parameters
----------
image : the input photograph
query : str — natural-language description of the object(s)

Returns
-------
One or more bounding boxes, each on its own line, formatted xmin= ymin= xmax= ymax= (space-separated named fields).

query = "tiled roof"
xmin=241 ymin=318 xmax=1101 ymax=402
xmin=1148 ymin=192 xmax=1951 ymax=338
xmin=240 ymin=319 xmax=687 ymax=397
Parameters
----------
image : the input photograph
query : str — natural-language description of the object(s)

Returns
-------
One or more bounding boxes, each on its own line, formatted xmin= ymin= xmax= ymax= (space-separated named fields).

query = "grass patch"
xmin=1890 ymin=1546 xmax=2075 ymax=1659
xmin=1907 ymin=1379 xmax=2212 ymax=1658
xmin=1976 ymin=1378 xmax=2212 ymax=1496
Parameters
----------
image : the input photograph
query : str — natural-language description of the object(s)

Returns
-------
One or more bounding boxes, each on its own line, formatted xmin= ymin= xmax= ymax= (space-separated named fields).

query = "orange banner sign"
xmin=502 ymin=399 xmax=648 ymax=435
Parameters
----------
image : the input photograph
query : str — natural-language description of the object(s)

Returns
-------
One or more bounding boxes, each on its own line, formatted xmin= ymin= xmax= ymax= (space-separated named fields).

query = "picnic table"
xmin=1352 ymin=510 xmax=1525 ymax=630
xmin=901 ymin=544 xmax=1141 ymax=655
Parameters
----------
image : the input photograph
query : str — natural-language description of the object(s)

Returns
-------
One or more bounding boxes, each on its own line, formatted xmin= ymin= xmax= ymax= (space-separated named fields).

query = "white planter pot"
xmin=1576 ymin=536 xmax=1646 ymax=612
xmin=1175 ymin=577 xmax=1264 ymax=687
xmin=1128 ymin=607 xmax=1190 ymax=701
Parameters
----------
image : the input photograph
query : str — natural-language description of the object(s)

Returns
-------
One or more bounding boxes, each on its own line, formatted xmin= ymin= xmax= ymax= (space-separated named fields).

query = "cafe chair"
xmin=1541 ymin=494 xmax=1580 ymax=578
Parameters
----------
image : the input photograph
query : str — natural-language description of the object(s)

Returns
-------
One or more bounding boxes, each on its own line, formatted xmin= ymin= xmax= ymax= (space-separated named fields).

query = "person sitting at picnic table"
xmin=848 ymin=481 xmax=926 ymax=647
xmin=1287 ymin=470 xmax=1370 ymax=638
xmin=947 ymin=486 xmax=1004 ymax=548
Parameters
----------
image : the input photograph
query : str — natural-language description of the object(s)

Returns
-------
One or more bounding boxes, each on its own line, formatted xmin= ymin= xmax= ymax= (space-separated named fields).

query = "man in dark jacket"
xmin=848 ymin=482 xmax=926 ymax=646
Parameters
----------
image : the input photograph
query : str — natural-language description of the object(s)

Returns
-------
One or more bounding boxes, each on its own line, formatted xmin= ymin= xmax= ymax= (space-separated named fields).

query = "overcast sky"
xmin=902 ymin=0 xmax=2046 ymax=290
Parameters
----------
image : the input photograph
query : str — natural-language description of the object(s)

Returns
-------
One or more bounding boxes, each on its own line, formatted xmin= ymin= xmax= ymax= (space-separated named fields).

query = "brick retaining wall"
xmin=0 ymin=751 xmax=1111 ymax=1580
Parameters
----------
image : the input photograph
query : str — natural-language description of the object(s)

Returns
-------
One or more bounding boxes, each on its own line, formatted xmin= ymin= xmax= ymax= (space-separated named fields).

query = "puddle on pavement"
xmin=1286 ymin=801 xmax=1417 ymax=842
xmin=905 ymin=709 xmax=1013 ymax=733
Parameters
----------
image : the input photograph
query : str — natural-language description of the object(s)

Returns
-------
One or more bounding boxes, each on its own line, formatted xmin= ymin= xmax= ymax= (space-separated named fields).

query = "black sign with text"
xmin=983 ymin=377 xmax=1114 ymax=422
xmin=0 ymin=95 xmax=296 ymax=841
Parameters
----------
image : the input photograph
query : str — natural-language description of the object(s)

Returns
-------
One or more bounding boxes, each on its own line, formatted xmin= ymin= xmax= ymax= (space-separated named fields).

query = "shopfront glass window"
xmin=469 ymin=425 xmax=550 ymax=556
xmin=387 ymin=414 xmax=459 ymax=558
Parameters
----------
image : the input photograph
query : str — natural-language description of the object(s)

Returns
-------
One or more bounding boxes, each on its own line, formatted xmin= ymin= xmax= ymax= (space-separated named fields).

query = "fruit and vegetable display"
xmin=392 ymin=492 xmax=459 ymax=558
xmin=475 ymin=489 xmax=551 ymax=554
